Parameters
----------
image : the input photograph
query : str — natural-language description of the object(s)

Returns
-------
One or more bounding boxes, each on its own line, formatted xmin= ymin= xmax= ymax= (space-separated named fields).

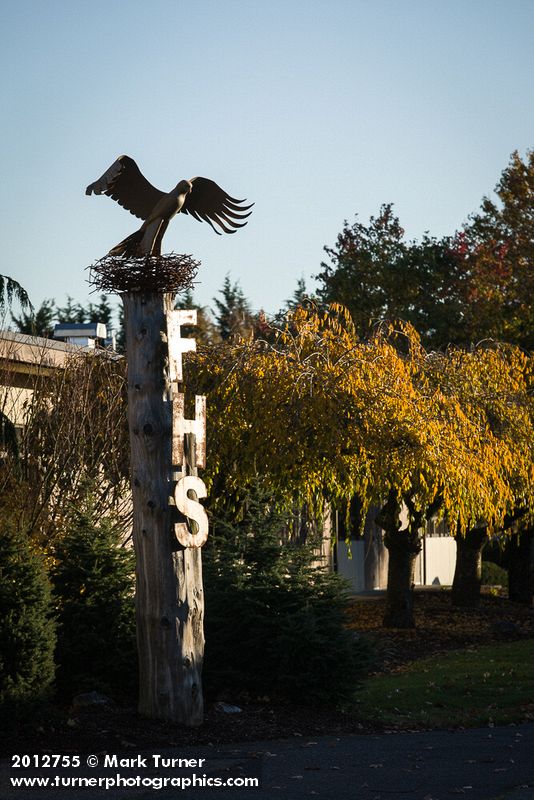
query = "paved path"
xmin=2 ymin=723 xmax=534 ymax=800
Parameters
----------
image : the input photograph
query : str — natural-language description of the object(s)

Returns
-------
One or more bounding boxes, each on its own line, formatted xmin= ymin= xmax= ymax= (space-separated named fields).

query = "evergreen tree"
xmin=212 ymin=275 xmax=255 ymax=340
xmin=50 ymin=494 xmax=136 ymax=700
xmin=284 ymin=276 xmax=316 ymax=311
xmin=87 ymin=295 xmax=114 ymax=326
xmin=0 ymin=523 xmax=56 ymax=706
xmin=12 ymin=299 xmax=55 ymax=338
xmin=56 ymin=296 xmax=87 ymax=324
xmin=464 ymin=149 xmax=534 ymax=349
xmin=175 ymin=288 xmax=220 ymax=344
xmin=203 ymin=488 xmax=371 ymax=705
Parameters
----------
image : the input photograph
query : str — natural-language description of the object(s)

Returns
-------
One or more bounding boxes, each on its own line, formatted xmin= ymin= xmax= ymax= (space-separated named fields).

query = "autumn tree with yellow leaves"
xmin=424 ymin=344 xmax=533 ymax=608
xmin=187 ymin=304 xmax=533 ymax=628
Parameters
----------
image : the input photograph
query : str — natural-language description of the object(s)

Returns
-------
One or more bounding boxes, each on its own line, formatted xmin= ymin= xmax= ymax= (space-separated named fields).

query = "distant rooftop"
xmin=0 ymin=329 xmax=121 ymax=387
xmin=53 ymin=321 xmax=108 ymax=340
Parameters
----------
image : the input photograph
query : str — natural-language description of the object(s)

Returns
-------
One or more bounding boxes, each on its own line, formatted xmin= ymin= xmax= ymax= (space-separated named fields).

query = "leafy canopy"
xmin=316 ymin=150 xmax=534 ymax=350
xmin=188 ymin=303 xmax=532 ymax=534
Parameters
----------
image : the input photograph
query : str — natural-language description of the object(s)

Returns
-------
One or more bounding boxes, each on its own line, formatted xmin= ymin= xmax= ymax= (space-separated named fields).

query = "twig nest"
xmin=88 ymin=253 xmax=200 ymax=294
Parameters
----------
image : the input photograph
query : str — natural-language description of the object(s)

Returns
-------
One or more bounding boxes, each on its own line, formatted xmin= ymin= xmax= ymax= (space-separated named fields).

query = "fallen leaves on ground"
xmin=345 ymin=589 xmax=534 ymax=673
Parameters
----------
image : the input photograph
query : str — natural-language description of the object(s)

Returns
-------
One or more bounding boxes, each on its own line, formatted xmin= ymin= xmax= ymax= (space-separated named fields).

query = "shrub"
xmin=203 ymin=492 xmax=372 ymax=705
xmin=50 ymin=498 xmax=136 ymax=701
xmin=481 ymin=560 xmax=508 ymax=588
xmin=0 ymin=523 xmax=55 ymax=707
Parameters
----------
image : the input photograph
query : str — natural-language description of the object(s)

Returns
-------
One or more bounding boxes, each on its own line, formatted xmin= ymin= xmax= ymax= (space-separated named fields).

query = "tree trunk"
xmin=122 ymin=291 xmax=204 ymax=725
xmin=451 ymin=526 xmax=487 ymax=608
xmin=377 ymin=493 xmax=423 ymax=629
xmin=507 ymin=526 xmax=533 ymax=606
xmin=382 ymin=526 xmax=422 ymax=628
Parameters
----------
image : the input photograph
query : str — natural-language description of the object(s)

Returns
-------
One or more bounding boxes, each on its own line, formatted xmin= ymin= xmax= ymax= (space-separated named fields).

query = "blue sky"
xmin=1 ymin=0 xmax=533 ymax=325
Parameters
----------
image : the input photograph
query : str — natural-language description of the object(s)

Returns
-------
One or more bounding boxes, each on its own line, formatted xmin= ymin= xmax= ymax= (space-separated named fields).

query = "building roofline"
xmin=0 ymin=330 xmax=121 ymax=375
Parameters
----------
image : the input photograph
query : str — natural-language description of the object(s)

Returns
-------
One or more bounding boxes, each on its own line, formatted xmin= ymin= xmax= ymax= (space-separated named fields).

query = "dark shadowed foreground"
xmin=1 ymin=724 xmax=533 ymax=800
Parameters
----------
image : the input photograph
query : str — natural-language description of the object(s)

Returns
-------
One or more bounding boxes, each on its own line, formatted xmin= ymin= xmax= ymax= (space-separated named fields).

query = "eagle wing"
xmin=85 ymin=155 xmax=165 ymax=221
xmin=181 ymin=177 xmax=253 ymax=234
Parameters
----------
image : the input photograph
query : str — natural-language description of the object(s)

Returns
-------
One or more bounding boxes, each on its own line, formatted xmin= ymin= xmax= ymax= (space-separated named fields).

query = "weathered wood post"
xmin=85 ymin=159 xmax=252 ymax=724
xmin=90 ymin=255 xmax=206 ymax=726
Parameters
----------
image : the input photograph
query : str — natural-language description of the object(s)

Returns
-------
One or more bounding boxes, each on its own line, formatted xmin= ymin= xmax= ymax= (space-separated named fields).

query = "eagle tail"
xmin=107 ymin=228 xmax=145 ymax=257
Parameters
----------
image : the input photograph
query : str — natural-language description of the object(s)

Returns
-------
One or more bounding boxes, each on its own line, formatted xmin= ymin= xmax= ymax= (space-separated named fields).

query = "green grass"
xmin=354 ymin=639 xmax=534 ymax=728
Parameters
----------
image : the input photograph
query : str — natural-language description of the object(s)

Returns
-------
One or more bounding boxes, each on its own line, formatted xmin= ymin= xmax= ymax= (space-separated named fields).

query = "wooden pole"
xmin=122 ymin=291 xmax=204 ymax=725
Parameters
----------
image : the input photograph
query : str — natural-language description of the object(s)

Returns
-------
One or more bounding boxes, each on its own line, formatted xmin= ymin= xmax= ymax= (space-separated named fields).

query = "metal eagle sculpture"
xmin=86 ymin=155 xmax=253 ymax=257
